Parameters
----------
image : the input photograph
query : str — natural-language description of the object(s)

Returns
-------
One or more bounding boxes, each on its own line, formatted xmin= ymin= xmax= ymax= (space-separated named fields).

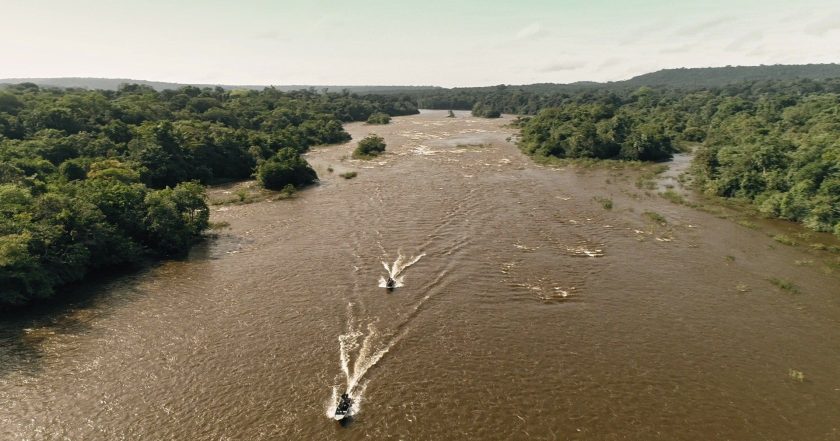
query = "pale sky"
xmin=2 ymin=0 xmax=839 ymax=87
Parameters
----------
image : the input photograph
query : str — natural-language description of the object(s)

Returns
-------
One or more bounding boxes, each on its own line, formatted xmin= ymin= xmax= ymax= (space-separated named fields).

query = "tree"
xmin=256 ymin=147 xmax=318 ymax=190
xmin=58 ymin=159 xmax=87 ymax=181
xmin=353 ymin=134 xmax=386 ymax=159
xmin=143 ymin=182 xmax=208 ymax=255
xmin=366 ymin=112 xmax=391 ymax=124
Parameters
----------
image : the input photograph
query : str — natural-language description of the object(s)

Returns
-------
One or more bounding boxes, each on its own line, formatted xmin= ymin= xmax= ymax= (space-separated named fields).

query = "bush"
xmin=366 ymin=112 xmax=391 ymax=125
xmin=353 ymin=135 xmax=386 ymax=159
xmin=256 ymin=147 xmax=318 ymax=190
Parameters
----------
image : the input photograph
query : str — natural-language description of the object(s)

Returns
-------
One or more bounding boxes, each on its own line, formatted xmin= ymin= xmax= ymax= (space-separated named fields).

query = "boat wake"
xmin=325 ymin=303 xmax=399 ymax=420
xmin=378 ymin=252 xmax=425 ymax=288
xmin=326 ymin=251 xmax=429 ymax=420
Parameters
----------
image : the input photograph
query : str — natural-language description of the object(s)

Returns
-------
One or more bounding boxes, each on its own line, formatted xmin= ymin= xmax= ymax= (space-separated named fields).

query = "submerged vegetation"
xmin=593 ymin=196 xmax=613 ymax=210
xmin=0 ymin=83 xmax=418 ymax=306
xmin=769 ymin=277 xmax=800 ymax=294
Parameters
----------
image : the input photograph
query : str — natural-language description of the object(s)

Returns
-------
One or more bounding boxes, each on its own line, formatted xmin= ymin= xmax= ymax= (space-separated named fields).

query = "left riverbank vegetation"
xmin=0 ymin=83 xmax=418 ymax=306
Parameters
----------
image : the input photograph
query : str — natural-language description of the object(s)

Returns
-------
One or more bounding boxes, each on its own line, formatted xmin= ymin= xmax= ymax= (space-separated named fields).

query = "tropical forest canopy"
xmin=0 ymin=83 xmax=418 ymax=305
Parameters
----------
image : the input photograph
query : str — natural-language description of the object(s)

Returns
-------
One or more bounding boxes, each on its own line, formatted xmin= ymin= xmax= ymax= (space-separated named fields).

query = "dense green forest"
xmin=518 ymin=101 xmax=676 ymax=161
xmin=522 ymin=80 xmax=840 ymax=236
xmin=0 ymin=83 xmax=418 ymax=305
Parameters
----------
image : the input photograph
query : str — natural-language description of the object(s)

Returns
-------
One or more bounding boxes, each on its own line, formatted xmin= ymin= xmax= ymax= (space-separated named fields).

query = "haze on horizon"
xmin=3 ymin=0 xmax=840 ymax=87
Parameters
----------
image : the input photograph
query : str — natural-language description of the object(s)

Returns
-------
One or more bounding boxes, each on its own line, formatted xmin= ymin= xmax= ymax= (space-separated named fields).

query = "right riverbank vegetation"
xmin=0 ymin=84 xmax=418 ymax=306
xmin=406 ymin=71 xmax=840 ymax=239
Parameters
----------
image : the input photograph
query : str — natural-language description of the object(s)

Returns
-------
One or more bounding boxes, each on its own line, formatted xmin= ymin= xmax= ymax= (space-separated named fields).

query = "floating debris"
xmin=566 ymin=246 xmax=605 ymax=257
xmin=514 ymin=243 xmax=538 ymax=251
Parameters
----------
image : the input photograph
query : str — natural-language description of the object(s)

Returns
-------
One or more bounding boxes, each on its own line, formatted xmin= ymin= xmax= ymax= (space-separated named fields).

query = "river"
xmin=2 ymin=110 xmax=839 ymax=440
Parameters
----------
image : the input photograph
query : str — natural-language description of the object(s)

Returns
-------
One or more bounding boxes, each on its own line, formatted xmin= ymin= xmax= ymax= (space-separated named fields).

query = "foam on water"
xmin=378 ymin=252 xmax=425 ymax=288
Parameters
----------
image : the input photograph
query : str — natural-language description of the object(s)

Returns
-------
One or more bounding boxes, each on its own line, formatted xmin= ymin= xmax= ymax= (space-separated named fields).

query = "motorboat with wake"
xmin=385 ymin=277 xmax=396 ymax=289
xmin=334 ymin=393 xmax=353 ymax=421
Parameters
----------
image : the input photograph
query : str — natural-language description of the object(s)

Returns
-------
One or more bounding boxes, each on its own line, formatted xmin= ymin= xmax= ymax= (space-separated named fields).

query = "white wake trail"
xmin=379 ymin=252 xmax=425 ymax=288
xmin=328 ymin=304 xmax=392 ymax=419
xmin=327 ymin=251 xmax=426 ymax=420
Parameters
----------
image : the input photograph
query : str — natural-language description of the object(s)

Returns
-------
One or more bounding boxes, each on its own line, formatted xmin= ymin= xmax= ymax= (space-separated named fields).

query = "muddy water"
xmin=2 ymin=110 xmax=840 ymax=440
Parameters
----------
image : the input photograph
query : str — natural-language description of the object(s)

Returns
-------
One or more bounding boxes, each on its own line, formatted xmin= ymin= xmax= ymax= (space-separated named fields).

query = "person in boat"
xmin=337 ymin=393 xmax=353 ymax=414
xmin=386 ymin=277 xmax=396 ymax=288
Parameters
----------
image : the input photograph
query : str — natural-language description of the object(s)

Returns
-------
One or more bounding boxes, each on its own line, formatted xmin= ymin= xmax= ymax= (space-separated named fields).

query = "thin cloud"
xmin=539 ymin=61 xmax=584 ymax=73
xmin=619 ymin=20 xmax=671 ymax=45
xmin=726 ymin=31 xmax=763 ymax=51
xmin=254 ymin=31 xmax=282 ymax=40
xmin=673 ymin=16 xmax=736 ymax=37
xmin=747 ymin=46 xmax=770 ymax=57
xmin=597 ymin=57 xmax=624 ymax=69
xmin=806 ymin=13 xmax=840 ymax=36
xmin=660 ymin=42 xmax=697 ymax=54
xmin=514 ymin=23 xmax=549 ymax=40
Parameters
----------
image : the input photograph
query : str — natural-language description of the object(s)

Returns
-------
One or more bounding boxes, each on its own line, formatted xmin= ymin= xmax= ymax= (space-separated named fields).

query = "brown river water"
xmin=2 ymin=110 xmax=840 ymax=440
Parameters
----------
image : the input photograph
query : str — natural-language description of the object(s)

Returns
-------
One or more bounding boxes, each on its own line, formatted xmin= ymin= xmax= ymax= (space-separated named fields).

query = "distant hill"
xmin=620 ymin=64 xmax=840 ymax=88
xmin=0 ymin=77 xmax=441 ymax=94
xmin=2 ymin=64 xmax=839 ymax=94
xmin=463 ymin=64 xmax=840 ymax=93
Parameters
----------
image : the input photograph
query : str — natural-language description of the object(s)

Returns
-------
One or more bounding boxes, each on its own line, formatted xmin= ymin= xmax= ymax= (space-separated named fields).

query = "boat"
xmin=334 ymin=393 xmax=353 ymax=421
xmin=386 ymin=277 xmax=396 ymax=289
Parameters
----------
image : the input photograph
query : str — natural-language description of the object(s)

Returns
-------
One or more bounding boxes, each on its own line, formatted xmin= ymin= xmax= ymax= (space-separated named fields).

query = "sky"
xmin=2 ymin=0 xmax=839 ymax=87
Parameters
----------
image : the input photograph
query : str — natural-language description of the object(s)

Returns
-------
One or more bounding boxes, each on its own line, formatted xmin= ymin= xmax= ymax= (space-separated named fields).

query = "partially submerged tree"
xmin=353 ymin=134 xmax=386 ymax=159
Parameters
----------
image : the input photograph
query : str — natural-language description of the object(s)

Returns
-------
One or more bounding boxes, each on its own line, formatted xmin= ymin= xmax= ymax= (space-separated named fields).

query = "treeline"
xmin=522 ymin=80 xmax=840 ymax=236
xmin=518 ymin=103 xmax=675 ymax=161
xmin=693 ymin=91 xmax=840 ymax=236
xmin=0 ymin=83 xmax=418 ymax=305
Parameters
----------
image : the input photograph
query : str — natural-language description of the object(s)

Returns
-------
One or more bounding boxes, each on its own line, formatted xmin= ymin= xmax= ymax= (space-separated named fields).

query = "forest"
xmin=0 ymin=83 xmax=418 ymax=305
